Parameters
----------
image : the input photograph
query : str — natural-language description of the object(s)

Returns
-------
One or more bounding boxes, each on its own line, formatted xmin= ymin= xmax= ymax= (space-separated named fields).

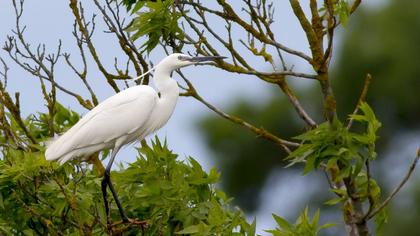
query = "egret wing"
xmin=45 ymin=86 xmax=158 ymax=161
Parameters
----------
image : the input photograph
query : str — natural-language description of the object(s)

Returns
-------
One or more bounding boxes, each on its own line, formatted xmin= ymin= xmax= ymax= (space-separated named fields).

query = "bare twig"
xmin=366 ymin=148 xmax=420 ymax=220
xmin=347 ymin=74 xmax=372 ymax=129
xmin=63 ymin=21 xmax=98 ymax=107
xmin=94 ymin=0 xmax=150 ymax=84
xmin=277 ymin=80 xmax=317 ymax=127
xmin=69 ymin=0 xmax=123 ymax=92
xmin=0 ymin=57 xmax=9 ymax=88
xmin=177 ymin=71 xmax=299 ymax=152
xmin=182 ymin=0 xmax=313 ymax=63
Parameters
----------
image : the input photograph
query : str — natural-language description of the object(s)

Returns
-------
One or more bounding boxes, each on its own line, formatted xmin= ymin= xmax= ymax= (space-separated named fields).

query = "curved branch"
xmin=277 ymin=80 xmax=317 ymax=127
xmin=177 ymin=71 xmax=299 ymax=152
xmin=366 ymin=149 xmax=420 ymax=220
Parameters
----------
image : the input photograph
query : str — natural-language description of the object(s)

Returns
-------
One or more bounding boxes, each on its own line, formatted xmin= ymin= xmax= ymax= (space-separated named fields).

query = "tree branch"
xmin=366 ymin=148 xmax=420 ymax=220
xmin=177 ymin=71 xmax=299 ymax=152
xmin=277 ymin=80 xmax=317 ymax=127
xmin=347 ymin=74 xmax=372 ymax=130
xmin=69 ymin=0 xmax=122 ymax=92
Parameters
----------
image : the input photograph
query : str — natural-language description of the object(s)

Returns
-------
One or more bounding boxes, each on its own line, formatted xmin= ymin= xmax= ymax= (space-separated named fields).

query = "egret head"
xmin=131 ymin=53 xmax=227 ymax=85
xmin=159 ymin=53 xmax=226 ymax=71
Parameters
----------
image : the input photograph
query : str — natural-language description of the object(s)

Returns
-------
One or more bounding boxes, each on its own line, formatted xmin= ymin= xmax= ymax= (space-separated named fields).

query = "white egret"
xmin=45 ymin=53 xmax=226 ymax=223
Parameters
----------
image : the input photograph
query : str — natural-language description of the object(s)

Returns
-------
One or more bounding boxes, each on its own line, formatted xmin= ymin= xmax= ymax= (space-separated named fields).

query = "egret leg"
xmin=101 ymin=146 xmax=129 ymax=224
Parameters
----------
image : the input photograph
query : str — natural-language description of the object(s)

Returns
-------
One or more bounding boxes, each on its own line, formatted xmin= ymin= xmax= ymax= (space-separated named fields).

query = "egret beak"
xmin=188 ymin=56 xmax=227 ymax=63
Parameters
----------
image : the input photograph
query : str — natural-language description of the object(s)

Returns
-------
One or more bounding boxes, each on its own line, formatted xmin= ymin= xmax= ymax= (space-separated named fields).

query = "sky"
xmin=0 ymin=0 xmax=401 ymax=234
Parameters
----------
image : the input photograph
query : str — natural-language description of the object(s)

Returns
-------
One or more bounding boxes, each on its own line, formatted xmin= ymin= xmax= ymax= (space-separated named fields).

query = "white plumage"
xmin=45 ymin=53 xmax=190 ymax=164
xmin=44 ymin=53 xmax=225 ymax=223
xmin=45 ymin=85 xmax=160 ymax=164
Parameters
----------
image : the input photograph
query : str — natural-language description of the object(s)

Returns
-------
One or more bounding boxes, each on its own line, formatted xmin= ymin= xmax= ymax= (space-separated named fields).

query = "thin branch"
xmin=320 ymin=1 xmax=336 ymax=68
xmin=366 ymin=149 xmax=420 ymax=220
xmin=182 ymin=0 xmax=313 ymax=63
xmin=347 ymin=74 xmax=372 ymax=129
xmin=194 ymin=61 xmax=316 ymax=81
xmin=4 ymin=38 xmax=92 ymax=109
xmin=69 ymin=0 xmax=122 ymax=92
xmin=177 ymin=71 xmax=299 ymax=152
xmin=94 ymin=0 xmax=150 ymax=83
xmin=0 ymin=57 xmax=10 ymax=88
xmin=363 ymin=160 xmax=375 ymax=219
xmin=350 ymin=0 xmax=362 ymax=14
xmin=63 ymin=21 xmax=98 ymax=106
xmin=289 ymin=0 xmax=323 ymax=64
xmin=277 ymin=80 xmax=317 ymax=127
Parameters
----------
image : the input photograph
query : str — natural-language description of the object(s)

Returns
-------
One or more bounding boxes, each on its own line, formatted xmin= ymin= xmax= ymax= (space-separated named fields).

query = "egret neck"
xmin=151 ymin=65 xmax=179 ymax=125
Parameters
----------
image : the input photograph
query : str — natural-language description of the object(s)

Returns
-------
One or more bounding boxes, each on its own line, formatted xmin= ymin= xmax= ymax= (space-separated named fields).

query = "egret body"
xmin=45 ymin=53 xmax=225 ymax=223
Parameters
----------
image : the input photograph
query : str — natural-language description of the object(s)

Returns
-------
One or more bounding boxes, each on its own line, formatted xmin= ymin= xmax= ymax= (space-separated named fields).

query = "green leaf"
xmin=175 ymin=224 xmax=201 ymax=234
xmin=338 ymin=0 xmax=350 ymax=26
xmin=331 ymin=188 xmax=347 ymax=196
xmin=319 ymin=223 xmax=336 ymax=230
xmin=23 ymin=229 xmax=34 ymax=236
xmin=311 ymin=209 xmax=320 ymax=228
xmin=267 ymin=207 xmax=335 ymax=236
xmin=131 ymin=1 xmax=146 ymax=13
xmin=303 ymin=154 xmax=317 ymax=175
xmin=375 ymin=207 xmax=389 ymax=235
xmin=272 ymin=214 xmax=292 ymax=231
xmin=352 ymin=157 xmax=364 ymax=179
xmin=248 ymin=218 xmax=257 ymax=236
xmin=324 ymin=197 xmax=344 ymax=206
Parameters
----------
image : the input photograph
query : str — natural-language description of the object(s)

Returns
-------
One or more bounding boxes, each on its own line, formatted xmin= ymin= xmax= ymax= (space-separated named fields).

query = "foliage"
xmin=113 ymin=139 xmax=255 ymax=235
xmin=286 ymin=103 xmax=387 ymax=233
xmin=266 ymin=207 xmax=335 ymax=236
xmin=0 ymin=105 xmax=254 ymax=235
xmin=124 ymin=0 xmax=184 ymax=52
xmin=287 ymin=103 xmax=381 ymax=176
xmin=320 ymin=0 xmax=351 ymax=26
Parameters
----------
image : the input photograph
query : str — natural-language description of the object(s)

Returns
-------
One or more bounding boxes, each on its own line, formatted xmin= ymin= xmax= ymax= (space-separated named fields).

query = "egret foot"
xmin=111 ymin=218 xmax=148 ymax=227
xmin=109 ymin=218 xmax=148 ymax=235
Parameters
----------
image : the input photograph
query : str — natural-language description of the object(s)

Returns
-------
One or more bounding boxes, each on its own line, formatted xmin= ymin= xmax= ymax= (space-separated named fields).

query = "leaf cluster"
xmin=0 ymin=104 xmax=253 ymax=235
xmin=265 ymin=207 xmax=334 ymax=236
xmin=124 ymin=0 xmax=184 ymax=52
xmin=319 ymin=0 xmax=351 ymax=26
xmin=112 ymin=138 xmax=255 ymax=235
xmin=287 ymin=103 xmax=381 ymax=181
xmin=286 ymin=103 xmax=388 ymax=232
